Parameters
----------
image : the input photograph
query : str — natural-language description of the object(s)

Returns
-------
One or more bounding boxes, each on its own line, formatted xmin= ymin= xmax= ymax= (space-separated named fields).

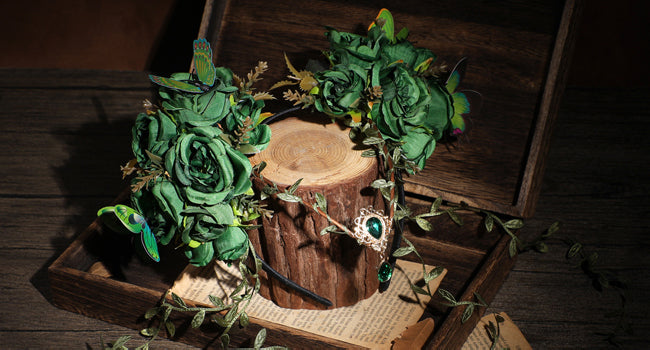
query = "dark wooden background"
xmin=1 ymin=0 xmax=649 ymax=348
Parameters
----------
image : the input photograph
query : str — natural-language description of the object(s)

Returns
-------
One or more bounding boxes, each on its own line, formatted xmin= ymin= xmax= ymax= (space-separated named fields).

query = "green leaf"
xmin=209 ymin=295 xmax=226 ymax=308
xmin=254 ymin=328 xmax=268 ymax=350
xmin=239 ymin=311 xmax=250 ymax=327
xmin=425 ymin=266 xmax=444 ymax=283
xmin=392 ymin=246 xmax=414 ymax=257
xmin=371 ymin=179 xmax=394 ymax=189
xmin=545 ymin=221 xmax=561 ymax=237
xmin=535 ymin=241 xmax=549 ymax=253
xmin=504 ymin=219 xmax=524 ymax=229
xmin=567 ymin=242 xmax=583 ymax=258
xmin=362 ymin=136 xmax=384 ymax=145
xmin=438 ymin=288 xmax=457 ymax=304
xmin=484 ymin=215 xmax=494 ymax=232
xmin=315 ymin=192 xmax=327 ymax=212
xmin=191 ymin=310 xmax=206 ymax=328
xmin=461 ymin=303 xmax=475 ymax=323
xmin=508 ymin=239 xmax=518 ymax=257
xmin=213 ymin=314 xmax=229 ymax=327
xmin=415 ymin=217 xmax=433 ymax=231
xmin=171 ymin=292 xmax=187 ymax=308
xmin=447 ymin=210 xmax=463 ymax=226
xmin=410 ymin=284 xmax=429 ymax=295
xmin=276 ymin=192 xmax=302 ymax=203
xmin=221 ymin=333 xmax=231 ymax=349
xmin=474 ymin=292 xmax=488 ymax=307
xmin=494 ymin=314 xmax=505 ymax=323
xmin=144 ymin=307 xmax=160 ymax=320
xmin=430 ymin=197 xmax=443 ymax=213
xmin=163 ymin=306 xmax=172 ymax=321
xmin=112 ymin=335 xmax=132 ymax=349
xmin=165 ymin=320 xmax=176 ymax=337
xmin=140 ymin=327 xmax=157 ymax=337
xmin=320 ymin=225 xmax=338 ymax=235
xmin=361 ymin=149 xmax=377 ymax=157
xmin=287 ymin=178 xmax=303 ymax=194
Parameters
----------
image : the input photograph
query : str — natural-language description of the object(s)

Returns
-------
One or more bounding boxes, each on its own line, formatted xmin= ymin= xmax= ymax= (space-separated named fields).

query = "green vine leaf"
xmin=461 ymin=303 xmax=475 ymax=323
xmin=504 ymin=219 xmax=524 ymax=229
xmin=140 ymin=327 xmax=157 ymax=337
xmin=411 ymin=284 xmax=429 ymax=295
xmin=171 ymin=292 xmax=187 ymax=308
xmin=287 ymin=178 xmax=303 ymax=194
xmin=254 ymin=328 xmax=267 ymax=350
xmin=239 ymin=311 xmax=250 ymax=327
xmin=415 ymin=216 xmax=433 ymax=231
xmin=392 ymin=246 xmax=415 ymax=257
xmin=485 ymin=215 xmax=494 ymax=232
xmin=191 ymin=309 xmax=206 ymax=328
xmin=144 ymin=307 xmax=159 ymax=320
xmin=276 ymin=192 xmax=302 ymax=203
xmin=165 ymin=320 xmax=176 ymax=338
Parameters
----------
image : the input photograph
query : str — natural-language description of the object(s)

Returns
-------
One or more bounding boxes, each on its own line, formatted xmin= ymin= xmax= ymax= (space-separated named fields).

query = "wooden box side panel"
xmin=202 ymin=0 xmax=581 ymax=217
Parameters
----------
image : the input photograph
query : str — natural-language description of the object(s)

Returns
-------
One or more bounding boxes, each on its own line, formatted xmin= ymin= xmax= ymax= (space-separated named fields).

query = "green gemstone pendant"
xmin=352 ymin=207 xmax=390 ymax=253
xmin=366 ymin=217 xmax=383 ymax=239
xmin=378 ymin=262 xmax=393 ymax=282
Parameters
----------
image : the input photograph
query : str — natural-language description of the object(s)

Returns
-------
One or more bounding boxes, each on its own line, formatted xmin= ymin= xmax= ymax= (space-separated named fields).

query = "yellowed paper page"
xmin=171 ymin=259 xmax=445 ymax=349
xmin=462 ymin=312 xmax=532 ymax=350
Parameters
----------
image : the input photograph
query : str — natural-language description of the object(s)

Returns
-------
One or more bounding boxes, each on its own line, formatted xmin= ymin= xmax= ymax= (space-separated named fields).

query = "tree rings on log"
xmin=248 ymin=115 xmax=384 ymax=309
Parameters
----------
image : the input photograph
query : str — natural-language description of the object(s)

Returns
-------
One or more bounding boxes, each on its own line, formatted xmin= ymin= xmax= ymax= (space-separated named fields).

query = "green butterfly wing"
xmin=97 ymin=205 xmax=160 ymax=262
xmin=369 ymin=8 xmax=395 ymax=42
xmin=193 ymin=38 xmax=216 ymax=86
xmin=445 ymin=58 xmax=470 ymax=135
xmin=149 ymin=75 xmax=204 ymax=93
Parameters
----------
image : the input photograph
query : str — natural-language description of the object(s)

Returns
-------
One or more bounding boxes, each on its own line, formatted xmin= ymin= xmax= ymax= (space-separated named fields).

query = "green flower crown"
xmin=98 ymin=8 xmax=470 ymax=272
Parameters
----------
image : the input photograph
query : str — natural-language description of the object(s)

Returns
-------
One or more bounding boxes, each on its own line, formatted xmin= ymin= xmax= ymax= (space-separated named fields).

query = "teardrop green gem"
xmin=366 ymin=217 xmax=383 ymax=239
xmin=378 ymin=262 xmax=393 ymax=282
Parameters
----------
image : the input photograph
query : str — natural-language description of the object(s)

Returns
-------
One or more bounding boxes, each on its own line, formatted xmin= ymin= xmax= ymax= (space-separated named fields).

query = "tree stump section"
xmin=248 ymin=115 xmax=384 ymax=310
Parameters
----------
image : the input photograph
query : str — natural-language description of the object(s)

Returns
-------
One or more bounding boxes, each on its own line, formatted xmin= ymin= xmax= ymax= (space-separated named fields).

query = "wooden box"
xmin=48 ymin=0 xmax=581 ymax=348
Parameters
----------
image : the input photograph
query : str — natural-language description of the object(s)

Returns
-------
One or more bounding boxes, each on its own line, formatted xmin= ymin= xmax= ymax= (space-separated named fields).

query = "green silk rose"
xmin=221 ymin=93 xmax=272 ymax=154
xmin=165 ymin=126 xmax=252 ymax=206
xmin=131 ymin=178 xmax=184 ymax=245
xmin=131 ymin=111 xmax=176 ymax=166
xmin=373 ymin=65 xmax=453 ymax=169
xmin=314 ymin=64 xmax=368 ymax=117
xmin=184 ymin=226 xmax=248 ymax=266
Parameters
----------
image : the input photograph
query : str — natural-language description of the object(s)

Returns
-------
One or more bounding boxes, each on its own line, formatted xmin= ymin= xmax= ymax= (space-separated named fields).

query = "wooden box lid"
xmin=199 ymin=0 xmax=581 ymax=218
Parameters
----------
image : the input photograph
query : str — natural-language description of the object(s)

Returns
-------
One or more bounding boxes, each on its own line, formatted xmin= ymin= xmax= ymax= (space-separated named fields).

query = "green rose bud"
xmin=165 ymin=126 xmax=252 ymax=206
xmin=221 ymin=93 xmax=271 ymax=154
xmin=131 ymin=111 xmax=176 ymax=166
xmin=314 ymin=64 xmax=368 ymax=117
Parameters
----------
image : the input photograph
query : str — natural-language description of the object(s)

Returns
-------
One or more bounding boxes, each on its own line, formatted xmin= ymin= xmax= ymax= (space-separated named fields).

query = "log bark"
xmin=248 ymin=115 xmax=385 ymax=309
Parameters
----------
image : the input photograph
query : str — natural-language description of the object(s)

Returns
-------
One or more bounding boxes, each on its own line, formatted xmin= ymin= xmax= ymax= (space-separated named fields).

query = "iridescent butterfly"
xmin=97 ymin=204 xmax=160 ymax=262
xmin=445 ymin=57 xmax=472 ymax=136
xmin=149 ymin=38 xmax=216 ymax=93
xmin=368 ymin=8 xmax=409 ymax=43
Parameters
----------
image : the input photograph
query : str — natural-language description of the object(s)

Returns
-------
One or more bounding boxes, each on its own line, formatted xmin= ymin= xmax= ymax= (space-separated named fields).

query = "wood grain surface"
xmin=1 ymin=69 xmax=649 ymax=348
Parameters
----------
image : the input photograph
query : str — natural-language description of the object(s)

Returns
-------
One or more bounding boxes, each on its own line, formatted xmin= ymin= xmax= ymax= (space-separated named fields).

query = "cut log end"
xmin=249 ymin=115 xmax=384 ymax=309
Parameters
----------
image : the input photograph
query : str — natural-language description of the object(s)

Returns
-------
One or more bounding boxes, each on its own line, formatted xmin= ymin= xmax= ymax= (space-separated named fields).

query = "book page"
xmin=171 ymin=259 xmax=445 ymax=349
xmin=462 ymin=312 xmax=532 ymax=350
